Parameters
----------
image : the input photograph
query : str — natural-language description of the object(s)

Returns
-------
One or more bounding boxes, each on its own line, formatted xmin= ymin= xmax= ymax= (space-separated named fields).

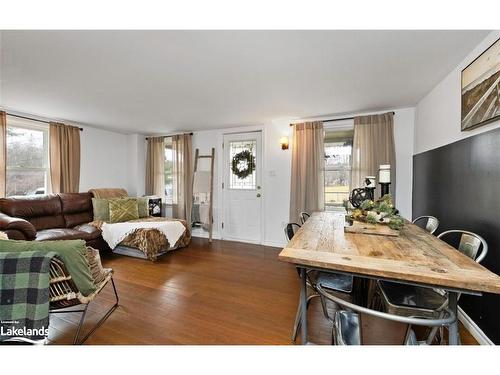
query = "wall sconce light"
xmin=280 ymin=136 xmax=289 ymax=150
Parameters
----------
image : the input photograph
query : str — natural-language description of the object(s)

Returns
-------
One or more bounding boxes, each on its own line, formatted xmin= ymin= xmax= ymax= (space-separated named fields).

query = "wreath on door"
xmin=231 ymin=150 xmax=256 ymax=179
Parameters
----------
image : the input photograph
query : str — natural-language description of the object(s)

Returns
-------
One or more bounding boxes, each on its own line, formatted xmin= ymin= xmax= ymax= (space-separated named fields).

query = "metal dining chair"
xmin=299 ymin=212 xmax=311 ymax=225
xmin=374 ymin=229 xmax=487 ymax=344
xmin=284 ymin=221 xmax=353 ymax=342
xmin=412 ymin=215 xmax=439 ymax=234
xmin=316 ymin=284 xmax=456 ymax=345
xmin=284 ymin=223 xmax=301 ymax=243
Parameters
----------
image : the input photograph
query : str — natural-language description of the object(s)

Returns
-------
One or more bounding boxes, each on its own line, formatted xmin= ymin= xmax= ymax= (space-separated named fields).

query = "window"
xmin=6 ymin=117 xmax=50 ymax=197
xmin=324 ymin=128 xmax=354 ymax=209
xmin=164 ymin=137 xmax=173 ymax=204
xmin=229 ymin=139 xmax=257 ymax=190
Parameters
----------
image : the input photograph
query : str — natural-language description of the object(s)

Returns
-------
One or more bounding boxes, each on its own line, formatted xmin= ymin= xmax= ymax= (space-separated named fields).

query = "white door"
xmin=222 ymin=131 xmax=263 ymax=243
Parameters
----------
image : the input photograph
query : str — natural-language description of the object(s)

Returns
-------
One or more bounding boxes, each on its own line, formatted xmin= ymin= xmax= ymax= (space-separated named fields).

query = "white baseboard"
xmin=458 ymin=307 xmax=493 ymax=345
xmin=191 ymin=230 xmax=222 ymax=240
xmin=190 ymin=233 xmax=285 ymax=249
xmin=262 ymin=240 xmax=286 ymax=248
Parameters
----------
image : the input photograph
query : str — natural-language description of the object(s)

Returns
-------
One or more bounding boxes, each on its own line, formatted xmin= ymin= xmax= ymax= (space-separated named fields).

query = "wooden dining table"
xmin=279 ymin=211 xmax=500 ymax=345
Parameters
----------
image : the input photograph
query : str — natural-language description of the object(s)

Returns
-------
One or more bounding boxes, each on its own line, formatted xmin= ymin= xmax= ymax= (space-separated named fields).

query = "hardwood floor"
xmin=48 ymin=237 xmax=477 ymax=345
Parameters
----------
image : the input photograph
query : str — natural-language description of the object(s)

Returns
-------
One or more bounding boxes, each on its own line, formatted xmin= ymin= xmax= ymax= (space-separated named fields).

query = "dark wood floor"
xmin=48 ymin=237 xmax=477 ymax=345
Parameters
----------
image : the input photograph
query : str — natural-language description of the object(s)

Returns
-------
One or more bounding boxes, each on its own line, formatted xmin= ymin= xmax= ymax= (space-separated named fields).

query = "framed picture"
xmin=148 ymin=197 xmax=162 ymax=217
xmin=461 ymin=38 xmax=500 ymax=131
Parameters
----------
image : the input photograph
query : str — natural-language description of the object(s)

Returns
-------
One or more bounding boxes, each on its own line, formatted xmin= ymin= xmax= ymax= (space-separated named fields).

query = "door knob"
xmin=256 ymin=193 xmax=261 ymax=198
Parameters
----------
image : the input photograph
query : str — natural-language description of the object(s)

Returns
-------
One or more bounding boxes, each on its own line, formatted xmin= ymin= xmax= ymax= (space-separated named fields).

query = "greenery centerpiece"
xmin=347 ymin=194 xmax=404 ymax=230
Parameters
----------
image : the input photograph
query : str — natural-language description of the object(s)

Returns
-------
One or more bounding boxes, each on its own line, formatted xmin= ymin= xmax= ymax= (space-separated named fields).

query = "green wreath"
xmin=231 ymin=150 xmax=256 ymax=179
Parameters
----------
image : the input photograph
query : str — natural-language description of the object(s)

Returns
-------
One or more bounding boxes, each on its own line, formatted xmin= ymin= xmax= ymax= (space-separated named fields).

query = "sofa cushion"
xmin=109 ymin=199 xmax=139 ymax=223
xmin=59 ymin=193 xmax=93 ymax=227
xmin=36 ymin=228 xmax=92 ymax=242
xmin=0 ymin=195 xmax=65 ymax=230
xmin=73 ymin=223 xmax=101 ymax=240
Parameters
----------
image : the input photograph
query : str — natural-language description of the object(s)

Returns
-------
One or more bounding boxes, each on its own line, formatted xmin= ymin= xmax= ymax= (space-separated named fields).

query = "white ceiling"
xmin=0 ymin=30 xmax=489 ymax=134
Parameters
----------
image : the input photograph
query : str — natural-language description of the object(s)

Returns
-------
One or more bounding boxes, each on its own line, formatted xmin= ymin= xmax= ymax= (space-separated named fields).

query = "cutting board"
xmin=344 ymin=220 xmax=400 ymax=237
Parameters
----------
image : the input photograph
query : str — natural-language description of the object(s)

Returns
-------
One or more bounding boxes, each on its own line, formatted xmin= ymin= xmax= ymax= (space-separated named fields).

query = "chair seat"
xmin=378 ymin=281 xmax=447 ymax=312
xmin=315 ymin=271 xmax=353 ymax=293
xmin=334 ymin=310 xmax=360 ymax=345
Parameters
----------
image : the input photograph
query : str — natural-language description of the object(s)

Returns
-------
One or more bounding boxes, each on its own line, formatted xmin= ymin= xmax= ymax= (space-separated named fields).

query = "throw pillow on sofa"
xmin=109 ymin=198 xmax=140 ymax=223
xmin=92 ymin=198 xmax=111 ymax=221
xmin=136 ymin=197 xmax=149 ymax=218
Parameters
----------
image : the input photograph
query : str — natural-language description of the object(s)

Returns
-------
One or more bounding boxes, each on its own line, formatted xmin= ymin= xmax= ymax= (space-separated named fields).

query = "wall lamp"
xmin=280 ymin=136 xmax=289 ymax=150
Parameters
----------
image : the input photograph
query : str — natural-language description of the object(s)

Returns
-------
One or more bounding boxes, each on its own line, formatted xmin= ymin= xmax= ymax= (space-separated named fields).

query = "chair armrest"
xmin=0 ymin=212 xmax=37 ymax=240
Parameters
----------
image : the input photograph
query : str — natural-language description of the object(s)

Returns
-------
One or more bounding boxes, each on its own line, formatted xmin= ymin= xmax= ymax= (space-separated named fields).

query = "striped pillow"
xmin=109 ymin=199 xmax=139 ymax=223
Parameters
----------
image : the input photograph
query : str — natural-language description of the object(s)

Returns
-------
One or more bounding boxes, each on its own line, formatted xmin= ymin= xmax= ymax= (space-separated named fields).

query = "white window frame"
xmin=6 ymin=116 xmax=50 ymax=196
xmin=324 ymin=120 xmax=354 ymax=208
xmin=164 ymin=136 xmax=174 ymax=205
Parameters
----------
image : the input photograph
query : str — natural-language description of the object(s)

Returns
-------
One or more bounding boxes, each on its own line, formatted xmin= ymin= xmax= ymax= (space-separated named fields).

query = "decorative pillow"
xmin=85 ymin=246 xmax=108 ymax=285
xmin=109 ymin=198 xmax=140 ymax=223
xmin=137 ymin=197 xmax=149 ymax=218
xmin=92 ymin=198 xmax=111 ymax=222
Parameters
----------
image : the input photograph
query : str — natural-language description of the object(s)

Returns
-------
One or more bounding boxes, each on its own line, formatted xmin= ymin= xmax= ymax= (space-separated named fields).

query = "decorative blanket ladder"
xmin=192 ymin=148 xmax=215 ymax=242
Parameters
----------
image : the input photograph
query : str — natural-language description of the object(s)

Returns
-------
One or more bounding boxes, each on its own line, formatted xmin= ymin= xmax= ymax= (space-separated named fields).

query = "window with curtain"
xmin=164 ymin=136 xmax=174 ymax=204
xmin=324 ymin=127 xmax=353 ymax=209
xmin=6 ymin=116 xmax=50 ymax=196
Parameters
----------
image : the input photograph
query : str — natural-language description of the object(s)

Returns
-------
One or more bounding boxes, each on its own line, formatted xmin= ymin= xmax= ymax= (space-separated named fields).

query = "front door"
xmin=222 ymin=131 xmax=262 ymax=243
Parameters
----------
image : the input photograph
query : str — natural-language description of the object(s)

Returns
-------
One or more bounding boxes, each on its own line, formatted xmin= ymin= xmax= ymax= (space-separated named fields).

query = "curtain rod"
xmin=289 ymin=111 xmax=395 ymax=126
xmin=6 ymin=112 xmax=84 ymax=131
xmin=145 ymin=132 xmax=193 ymax=140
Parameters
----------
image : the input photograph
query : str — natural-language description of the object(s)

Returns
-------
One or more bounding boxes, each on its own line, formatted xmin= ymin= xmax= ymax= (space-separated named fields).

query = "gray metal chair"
xmin=284 ymin=222 xmax=353 ymax=342
xmin=374 ymin=229 xmax=487 ymax=344
xmin=299 ymin=212 xmax=310 ymax=225
xmin=412 ymin=216 xmax=439 ymax=234
xmin=284 ymin=223 xmax=301 ymax=243
xmin=316 ymin=284 xmax=456 ymax=345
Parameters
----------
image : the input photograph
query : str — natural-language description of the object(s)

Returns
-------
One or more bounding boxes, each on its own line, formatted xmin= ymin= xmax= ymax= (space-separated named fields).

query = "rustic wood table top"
xmin=279 ymin=211 xmax=500 ymax=294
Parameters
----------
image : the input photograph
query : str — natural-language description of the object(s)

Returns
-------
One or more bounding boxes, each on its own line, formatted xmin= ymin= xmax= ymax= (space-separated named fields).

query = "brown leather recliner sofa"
xmin=0 ymin=193 xmax=110 ymax=251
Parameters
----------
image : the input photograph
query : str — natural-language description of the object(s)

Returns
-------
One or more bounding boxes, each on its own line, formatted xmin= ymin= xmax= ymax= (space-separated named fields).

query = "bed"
xmin=92 ymin=217 xmax=191 ymax=261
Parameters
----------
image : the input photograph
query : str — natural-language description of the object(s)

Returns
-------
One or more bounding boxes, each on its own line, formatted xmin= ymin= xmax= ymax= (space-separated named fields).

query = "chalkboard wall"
xmin=413 ymin=126 xmax=500 ymax=344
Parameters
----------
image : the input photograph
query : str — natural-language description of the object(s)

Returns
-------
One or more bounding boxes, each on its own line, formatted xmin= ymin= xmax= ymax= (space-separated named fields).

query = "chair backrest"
xmin=316 ymin=284 xmax=455 ymax=328
xmin=284 ymin=223 xmax=301 ymax=242
xmin=299 ymin=212 xmax=310 ymax=225
xmin=412 ymin=216 xmax=439 ymax=234
xmin=437 ymin=230 xmax=488 ymax=264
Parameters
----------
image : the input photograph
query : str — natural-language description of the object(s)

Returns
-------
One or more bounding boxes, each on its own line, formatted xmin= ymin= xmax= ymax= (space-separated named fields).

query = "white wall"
xmin=79 ymin=125 xmax=129 ymax=192
xmin=414 ymin=31 xmax=500 ymax=154
xmin=125 ymin=133 xmax=146 ymax=196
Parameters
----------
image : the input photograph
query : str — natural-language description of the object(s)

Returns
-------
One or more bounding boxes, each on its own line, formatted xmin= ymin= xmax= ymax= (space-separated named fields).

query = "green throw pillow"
xmin=109 ymin=198 xmax=139 ymax=223
xmin=137 ymin=197 xmax=149 ymax=218
xmin=0 ymin=239 xmax=96 ymax=297
xmin=92 ymin=198 xmax=111 ymax=221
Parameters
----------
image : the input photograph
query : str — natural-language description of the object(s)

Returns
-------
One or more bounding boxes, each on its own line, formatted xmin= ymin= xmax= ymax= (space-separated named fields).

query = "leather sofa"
xmin=0 ymin=193 xmax=110 ymax=251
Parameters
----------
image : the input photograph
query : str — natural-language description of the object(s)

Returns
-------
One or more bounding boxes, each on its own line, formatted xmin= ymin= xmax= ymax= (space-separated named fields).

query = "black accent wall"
xmin=413 ymin=126 xmax=500 ymax=344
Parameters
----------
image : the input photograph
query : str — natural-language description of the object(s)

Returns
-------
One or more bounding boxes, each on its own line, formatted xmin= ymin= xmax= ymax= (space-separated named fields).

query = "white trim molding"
xmin=458 ymin=307 xmax=493 ymax=345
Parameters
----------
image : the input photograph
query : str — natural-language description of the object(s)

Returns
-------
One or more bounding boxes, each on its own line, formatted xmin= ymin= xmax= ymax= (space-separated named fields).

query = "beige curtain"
xmin=145 ymin=137 xmax=165 ymax=196
xmin=289 ymin=121 xmax=325 ymax=223
xmin=351 ymin=112 xmax=396 ymax=199
xmin=49 ymin=122 xmax=81 ymax=193
xmin=0 ymin=111 xmax=7 ymax=197
xmin=172 ymin=133 xmax=193 ymax=224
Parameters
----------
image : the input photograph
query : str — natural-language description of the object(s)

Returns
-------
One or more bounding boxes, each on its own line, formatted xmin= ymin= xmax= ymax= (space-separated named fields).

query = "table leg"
xmin=448 ymin=292 xmax=459 ymax=345
xmin=300 ymin=267 xmax=308 ymax=345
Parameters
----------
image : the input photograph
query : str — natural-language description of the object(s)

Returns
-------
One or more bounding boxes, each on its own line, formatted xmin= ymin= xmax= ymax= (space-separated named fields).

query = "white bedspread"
xmin=101 ymin=221 xmax=186 ymax=250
